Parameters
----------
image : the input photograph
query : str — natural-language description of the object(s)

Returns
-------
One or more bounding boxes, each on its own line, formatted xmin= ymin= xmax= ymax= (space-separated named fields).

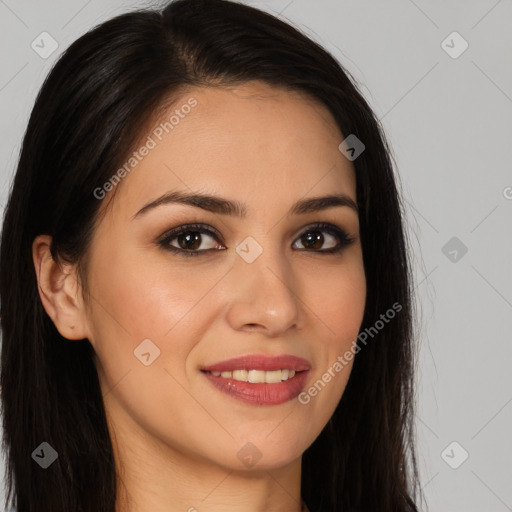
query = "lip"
xmin=200 ymin=354 xmax=311 ymax=372
xmin=202 ymin=369 xmax=310 ymax=405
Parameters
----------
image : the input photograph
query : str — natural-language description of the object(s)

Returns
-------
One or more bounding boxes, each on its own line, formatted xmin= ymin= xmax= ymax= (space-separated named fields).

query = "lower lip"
xmin=202 ymin=370 xmax=309 ymax=405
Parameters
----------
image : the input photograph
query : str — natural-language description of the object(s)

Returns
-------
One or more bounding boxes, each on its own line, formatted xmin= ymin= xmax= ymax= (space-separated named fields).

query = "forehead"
xmin=102 ymin=81 xmax=356 ymax=221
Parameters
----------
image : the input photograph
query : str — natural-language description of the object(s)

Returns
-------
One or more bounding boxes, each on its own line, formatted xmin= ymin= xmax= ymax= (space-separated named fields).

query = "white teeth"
xmin=233 ymin=369 xmax=248 ymax=381
xmin=263 ymin=370 xmax=282 ymax=383
xmin=209 ymin=369 xmax=297 ymax=383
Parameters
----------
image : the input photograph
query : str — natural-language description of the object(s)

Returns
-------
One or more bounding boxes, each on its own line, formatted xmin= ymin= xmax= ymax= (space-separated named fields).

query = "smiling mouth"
xmin=202 ymin=368 xmax=302 ymax=383
xmin=201 ymin=368 xmax=309 ymax=405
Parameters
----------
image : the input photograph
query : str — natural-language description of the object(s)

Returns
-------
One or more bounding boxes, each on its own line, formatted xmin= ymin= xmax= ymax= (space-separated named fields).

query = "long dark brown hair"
xmin=0 ymin=0 xmax=423 ymax=510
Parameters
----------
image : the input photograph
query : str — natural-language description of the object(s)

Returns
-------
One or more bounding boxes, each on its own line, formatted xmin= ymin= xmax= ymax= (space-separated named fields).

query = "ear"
xmin=32 ymin=234 xmax=90 ymax=341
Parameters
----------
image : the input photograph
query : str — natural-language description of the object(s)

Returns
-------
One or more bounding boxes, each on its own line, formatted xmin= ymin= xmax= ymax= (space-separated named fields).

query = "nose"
xmin=224 ymin=240 xmax=303 ymax=337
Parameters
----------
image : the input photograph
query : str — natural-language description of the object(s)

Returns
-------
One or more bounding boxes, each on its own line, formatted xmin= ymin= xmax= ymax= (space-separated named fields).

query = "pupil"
xmin=304 ymin=231 xmax=322 ymax=249
xmin=179 ymin=232 xmax=200 ymax=250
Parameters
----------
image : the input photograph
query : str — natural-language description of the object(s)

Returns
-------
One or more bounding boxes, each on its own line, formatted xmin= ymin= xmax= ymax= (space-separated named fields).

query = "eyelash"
xmin=157 ymin=222 xmax=356 ymax=258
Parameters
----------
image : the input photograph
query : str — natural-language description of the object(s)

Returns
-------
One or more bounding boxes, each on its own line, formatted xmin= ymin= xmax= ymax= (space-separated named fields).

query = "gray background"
xmin=1 ymin=1 xmax=511 ymax=511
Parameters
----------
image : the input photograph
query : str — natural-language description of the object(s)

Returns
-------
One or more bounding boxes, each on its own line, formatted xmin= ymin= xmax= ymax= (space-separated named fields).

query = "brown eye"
xmin=297 ymin=230 xmax=326 ymax=250
xmin=158 ymin=222 xmax=355 ymax=258
xmin=174 ymin=232 xmax=205 ymax=251
xmin=158 ymin=224 xmax=224 ymax=257
xmin=293 ymin=223 xmax=355 ymax=253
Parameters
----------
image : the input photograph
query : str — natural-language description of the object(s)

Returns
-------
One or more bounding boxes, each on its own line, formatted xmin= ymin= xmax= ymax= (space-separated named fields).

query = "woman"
xmin=0 ymin=0 xmax=422 ymax=510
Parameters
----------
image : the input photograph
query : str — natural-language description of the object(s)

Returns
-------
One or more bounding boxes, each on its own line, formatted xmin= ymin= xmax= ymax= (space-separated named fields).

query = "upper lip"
xmin=201 ymin=354 xmax=311 ymax=372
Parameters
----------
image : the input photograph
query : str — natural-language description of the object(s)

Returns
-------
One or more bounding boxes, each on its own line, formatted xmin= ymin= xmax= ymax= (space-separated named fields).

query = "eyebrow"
xmin=132 ymin=190 xmax=358 ymax=220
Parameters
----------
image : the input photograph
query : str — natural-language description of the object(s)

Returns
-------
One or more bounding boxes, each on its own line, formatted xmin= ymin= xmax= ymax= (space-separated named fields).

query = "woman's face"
xmin=84 ymin=81 xmax=366 ymax=472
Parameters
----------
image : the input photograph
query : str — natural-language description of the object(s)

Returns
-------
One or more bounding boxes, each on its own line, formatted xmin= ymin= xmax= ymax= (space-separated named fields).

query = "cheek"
xmin=304 ymin=255 xmax=366 ymax=347
xmin=89 ymin=248 xmax=214 ymax=336
xmin=297 ymin=257 xmax=365 ymax=414
xmin=86 ymin=252 xmax=220 ymax=431
xmin=86 ymin=248 xmax=228 ymax=381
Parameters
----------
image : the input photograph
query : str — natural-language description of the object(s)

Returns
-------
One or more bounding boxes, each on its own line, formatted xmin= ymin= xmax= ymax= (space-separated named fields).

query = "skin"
xmin=33 ymin=81 xmax=366 ymax=512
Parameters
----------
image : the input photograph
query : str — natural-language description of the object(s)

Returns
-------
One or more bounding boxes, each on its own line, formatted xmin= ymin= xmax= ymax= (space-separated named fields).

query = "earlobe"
xmin=32 ymin=234 xmax=89 ymax=341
